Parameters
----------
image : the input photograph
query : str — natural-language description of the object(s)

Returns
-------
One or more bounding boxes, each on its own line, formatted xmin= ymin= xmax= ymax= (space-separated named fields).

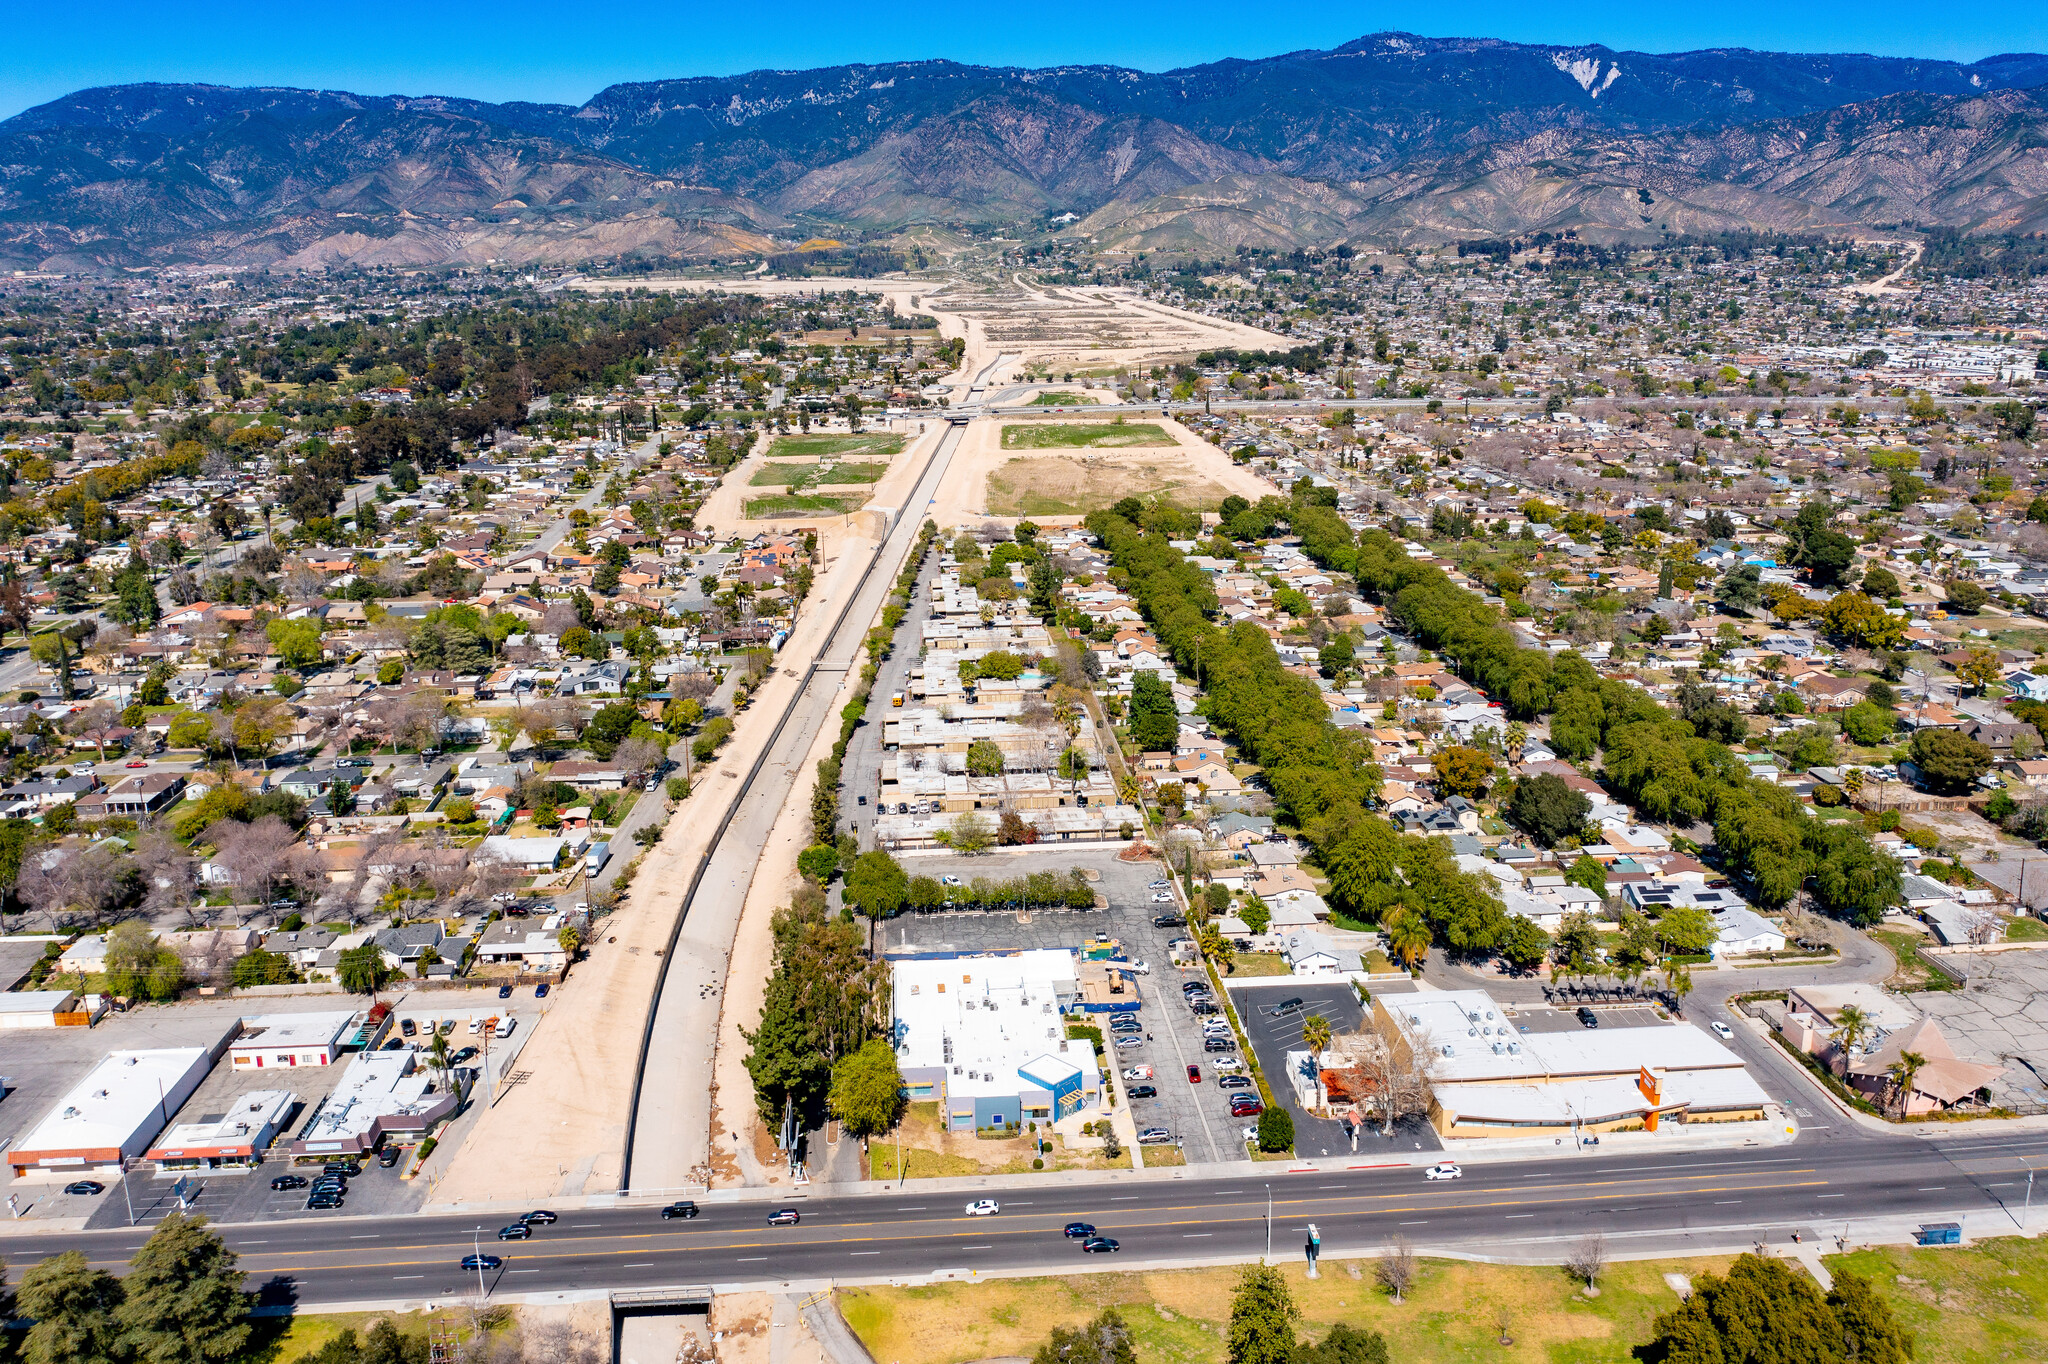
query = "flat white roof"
xmin=11 ymin=1048 xmax=211 ymax=1163
xmin=297 ymin=1050 xmax=441 ymax=1145
xmin=893 ymin=951 xmax=1087 ymax=1100
xmin=1387 ymin=988 xmax=1748 ymax=1082
xmin=0 ymin=989 xmax=76 ymax=1013
xmin=150 ymin=1090 xmax=294 ymax=1156
xmin=230 ymin=1012 xmax=356 ymax=1050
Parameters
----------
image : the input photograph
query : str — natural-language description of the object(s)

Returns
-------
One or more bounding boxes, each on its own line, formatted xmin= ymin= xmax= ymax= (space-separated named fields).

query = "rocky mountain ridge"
xmin=8 ymin=33 xmax=2048 ymax=268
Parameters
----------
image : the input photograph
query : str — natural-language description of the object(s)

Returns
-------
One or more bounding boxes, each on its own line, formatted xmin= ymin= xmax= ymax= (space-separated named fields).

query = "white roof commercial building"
xmin=146 ymin=1089 xmax=295 ymax=1171
xmin=891 ymin=950 xmax=1101 ymax=1132
xmin=228 ymin=1012 xmax=359 ymax=1069
xmin=8 ymin=1048 xmax=213 ymax=1177
xmin=289 ymin=1050 xmax=459 ymax=1157
xmin=1373 ymin=989 xmax=1773 ymax=1140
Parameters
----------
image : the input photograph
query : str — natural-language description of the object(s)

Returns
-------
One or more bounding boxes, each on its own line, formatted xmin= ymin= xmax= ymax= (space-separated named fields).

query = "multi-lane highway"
xmin=19 ymin=1132 xmax=2047 ymax=1305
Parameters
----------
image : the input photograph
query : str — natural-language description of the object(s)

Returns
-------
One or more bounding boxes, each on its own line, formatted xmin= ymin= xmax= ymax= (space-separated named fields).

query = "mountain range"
xmin=9 ymin=33 xmax=2048 ymax=270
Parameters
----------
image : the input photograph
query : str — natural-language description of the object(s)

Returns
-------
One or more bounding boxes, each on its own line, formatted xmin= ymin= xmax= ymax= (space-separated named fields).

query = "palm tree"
xmin=427 ymin=1031 xmax=454 ymax=1094
xmin=1888 ymin=1050 xmax=1927 ymax=1116
xmin=1386 ymin=909 xmax=1432 ymax=973
xmin=1301 ymin=1014 xmax=1334 ymax=1112
xmin=1195 ymin=924 xmax=1230 ymax=975
xmin=1831 ymin=1004 xmax=1872 ymax=1056
xmin=1661 ymin=963 xmax=1693 ymax=1013
xmin=1504 ymin=721 xmax=1527 ymax=763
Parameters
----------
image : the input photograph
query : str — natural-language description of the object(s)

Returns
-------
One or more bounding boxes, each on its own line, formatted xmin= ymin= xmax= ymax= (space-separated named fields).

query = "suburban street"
xmin=12 ymin=1130 xmax=2048 ymax=1306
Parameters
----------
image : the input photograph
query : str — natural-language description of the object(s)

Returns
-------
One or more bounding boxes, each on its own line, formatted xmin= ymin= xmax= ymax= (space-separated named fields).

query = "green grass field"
xmin=1030 ymin=391 xmax=1099 ymax=405
xmin=765 ymin=433 xmax=905 ymax=459
xmin=1001 ymin=422 xmax=1177 ymax=450
xmin=745 ymin=492 xmax=863 ymax=518
xmin=840 ymin=1236 xmax=2048 ymax=1364
xmin=748 ymin=461 xmax=890 ymax=489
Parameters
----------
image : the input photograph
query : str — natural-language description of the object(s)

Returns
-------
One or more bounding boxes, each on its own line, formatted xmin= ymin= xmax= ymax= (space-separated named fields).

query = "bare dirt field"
xmin=937 ymin=414 xmax=1280 ymax=524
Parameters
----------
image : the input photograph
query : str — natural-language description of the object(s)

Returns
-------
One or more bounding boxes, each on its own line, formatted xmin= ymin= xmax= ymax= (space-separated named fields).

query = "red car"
xmin=125 ymin=760 xmax=148 ymax=768
xmin=1186 ymin=1063 xmax=1201 ymax=1083
xmin=1230 ymin=1097 xmax=1265 ymax=1118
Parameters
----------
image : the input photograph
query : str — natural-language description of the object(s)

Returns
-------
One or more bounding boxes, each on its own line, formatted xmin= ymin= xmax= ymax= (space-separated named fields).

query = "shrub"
xmin=1257 ymin=1106 xmax=1294 ymax=1152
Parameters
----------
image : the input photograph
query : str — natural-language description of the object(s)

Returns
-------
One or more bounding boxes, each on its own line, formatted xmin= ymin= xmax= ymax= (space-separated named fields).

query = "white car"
xmin=1213 ymin=1057 xmax=1245 ymax=1073
xmin=941 ymin=875 xmax=963 ymax=887
xmin=1122 ymin=1066 xmax=1153 ymax=1081
xmin=1148 ymin=880 xmax=1171 ymax=890
xmin=1424 ymin=1162 xmax=1462 ymax=1181
xmin=964 ymin=1199 xmax=1000 ymax=1216
xmin=1241 ymin=1125 xmax=1260 ymax=1143
xmin=1710 ymin=1020 xmax=1734 ymax=1039
xmin=1150 ymin=892 xmax=1175 ymax=903
xmin=1122 ymin=960 xmax=1150 ymax=975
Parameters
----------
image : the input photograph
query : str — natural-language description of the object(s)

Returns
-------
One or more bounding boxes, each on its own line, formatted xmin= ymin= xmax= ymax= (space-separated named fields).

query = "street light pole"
xmin=473 ymin=1227 xmax=486 ymax=1300
xmin=1264 ymin=1183 xmax=1272 ymax=1265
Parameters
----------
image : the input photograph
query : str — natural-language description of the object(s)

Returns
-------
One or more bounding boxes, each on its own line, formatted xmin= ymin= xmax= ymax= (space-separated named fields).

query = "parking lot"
xmin=1226 ymin=978 xmax=1442 ymax=1157
xmin=884 ymin=846 xmax=1243 ymax=1164
xmin=0 ymin=987 xmax=541 ymax=1227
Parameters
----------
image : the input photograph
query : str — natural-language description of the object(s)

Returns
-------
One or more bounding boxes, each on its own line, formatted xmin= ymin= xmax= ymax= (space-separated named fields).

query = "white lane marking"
xmin=1919 ymin=1187 xmax=1947 ymax=1191
xmin=1399 ymin=1221 xmax=1429 ymax=1225
xmin=738 ymin=1257 xmax=768 ymax=1262
xmin=625 ymin=1263 xmax=655 ymax=1268
xmin=1817 ymin=1194 xmax=1845 ymax=1199
xmin=962 ymin=1244 xmax=991 ymax=1250
xmin=1505 ymin=1214 xmax=1534 ymax=1219
xmin=1183 ymin=1233 xmax=1212 ymax=1238
xmin=393 ymin=1275 xmax=425 ymax=1280
xmin=850 ymin=1252 xmax=880 ymax=1256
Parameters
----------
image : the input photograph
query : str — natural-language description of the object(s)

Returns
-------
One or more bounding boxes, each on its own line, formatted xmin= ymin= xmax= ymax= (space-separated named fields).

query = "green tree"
xmin=797 ymin=844 xmax=840 ymax=883
xmin=1226 ymin=1264 xmax=1299 ymax=1364
xmin=1655 ymin=905 xmax=1717 ymax=955
xmin=18 ymin=1251 xmax=122 ymax=1364
xmin=1128 ymin=670 xmax=1180 ymax=751
xmin=1295 ymin=1325 xmax=1389 ymax=1364
xmin=947 ymin=812 xmax=994 ymax=854
xmin=1787 ymin=500 xmax=1856 ymax=587
xmin=1861 ymin=565 xmax=1901 ymax=600
xmin=1945 ymin=579 xmax=1990 ymax=614
xmin=1565 ymin=854 xmax=1607 ymax=898
xmin=843 ymin=850 xmax=909 ymax=924
xmin=1643 ymin=1254 xmax=1911 ymax=1364
xmin=1506 ymin=773 xmax=1591 ymax=847
xmin=827 ymin=1038 xmax=907 ymax=1142
xmin=1500 ymin=916 xmax=1551 ymax=970
xmin=116 ymin=1211 xmax=250 ymax=1364
xmin=1031 ymin=1309 xmax=1135 ymax=1364
xmin=965 ymin=738 xmax=1005 ymax=776
xmin=265 ymin=618 xmax=324 ymax=669
xmin=1841 ymin=701 xmax=1894 ymax=746
xmin=1910 ymin=727 xmax=1993 ymax=794
xmin=336 ymin=944 xmax=390 ymax=996
xmin=1256 ymin=1105 xmax=1294 ymax=1153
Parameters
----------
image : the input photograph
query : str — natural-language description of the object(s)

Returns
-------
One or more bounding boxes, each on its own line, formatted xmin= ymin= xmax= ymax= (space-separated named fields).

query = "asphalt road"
xmin=22 ymin=1131 xmax=2048 ymax=1305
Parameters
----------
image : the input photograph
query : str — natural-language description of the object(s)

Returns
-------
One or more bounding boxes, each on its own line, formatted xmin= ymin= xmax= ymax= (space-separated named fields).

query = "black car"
xmin=1063 ymin=1222 xmax=1096 ymax=1239
xmin=1108 ymin=1019 xmax=1141 ymax=1034
xmin=400 ymin=1018 xmax=418 ymax=1037
xmin=521 ymin=1210 xmax=558 ymax=1224
xmin=452 ymin=1046 xmax=480 ymax=1064
xmin=1127 ymin=1084 xmax=1158 ymax=1099
xmin=324 ymin=1161 xmax=361 ymax=1176
xmin=1081 ymin=1237 xmax=1121 ymax=1253
xmin=1577 ymin=1007 xmax=1599 ymax=1029
xmin=63 ymin=1180 xmax=103 ymax=1196
xmin=498 ymin=985 xmax=514 ymax=1000
xmin=1269 ymin=997 xmax=1305 ymax=1017
xmin=378 ymin=1148 xmax=402 ymax=1168
xmin=306 ymin=1194 xmax=344 ymax=1210
xmin=270 ymin=1175 xmax=309 ymax=1191
xmin=1182 ymin=981 xmax=1208 ymax=994
xmin=662 ymin=1200 xmax=700 ymax=1220
xmin=1204 ymin=1037 xmax=1234 ymax=1053
xmin=461 ymin=1255 xmax=502 ymax=1271
xmin=497 ymin=1224 xmax=531 ymax=1240
xmin=1217 ymin=1075 xmax=1254 ymax=1090
xmin=1189 ymin=1000 xmax=1219 ymax=1015
xmin=1151 ymin=914 xmax=1185 ymax=929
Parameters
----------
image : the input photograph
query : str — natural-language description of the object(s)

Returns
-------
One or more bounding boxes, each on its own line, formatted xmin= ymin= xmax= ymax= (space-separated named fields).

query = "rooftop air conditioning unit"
xmin=1442 ymin=1045 xmax=1455 ymax=1057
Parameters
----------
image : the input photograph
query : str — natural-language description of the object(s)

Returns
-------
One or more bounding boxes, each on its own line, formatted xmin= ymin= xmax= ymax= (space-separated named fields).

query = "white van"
xmin=494 ymin=1016 xmax=517 ymax=1039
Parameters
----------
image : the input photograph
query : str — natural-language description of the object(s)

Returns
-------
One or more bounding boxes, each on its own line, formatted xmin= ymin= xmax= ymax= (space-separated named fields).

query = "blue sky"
xmin=6 ymin=1 xmax=2047 ymax=121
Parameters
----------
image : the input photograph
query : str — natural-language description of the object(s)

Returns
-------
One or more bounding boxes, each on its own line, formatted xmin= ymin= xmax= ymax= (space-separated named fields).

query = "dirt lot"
xmin=935 ymin=414 xmax=1277 ymax=524
xmin=1000 ymin=422 xmax=1176 ymax=449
